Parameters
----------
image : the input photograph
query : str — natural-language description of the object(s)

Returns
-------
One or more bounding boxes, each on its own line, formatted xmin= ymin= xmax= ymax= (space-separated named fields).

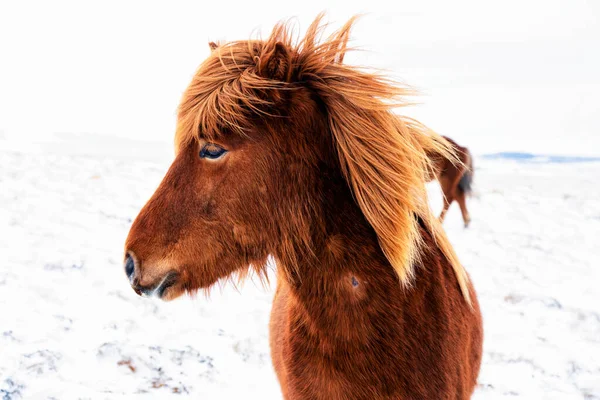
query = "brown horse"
xmin=124 ymin=15 xmax=483 ymax=399
xmin=430 ymin=136 xmax=474 ymax=227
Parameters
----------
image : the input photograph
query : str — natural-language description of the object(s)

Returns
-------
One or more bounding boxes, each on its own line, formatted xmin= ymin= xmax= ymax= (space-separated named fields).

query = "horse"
xmin=429 ymin=136 xmax=474 ymax=227
xmin=123 ymin=15 xmax=483 ymax=399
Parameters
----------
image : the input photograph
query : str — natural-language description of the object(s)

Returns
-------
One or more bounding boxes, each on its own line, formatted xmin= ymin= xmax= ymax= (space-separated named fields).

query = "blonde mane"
xmin=174 ymin=14 xmax=471 ymax=303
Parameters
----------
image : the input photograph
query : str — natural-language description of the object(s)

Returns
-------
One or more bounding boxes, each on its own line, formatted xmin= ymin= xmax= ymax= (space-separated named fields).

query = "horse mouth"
xmin=132 ymin=271 xmax=180 ymax=300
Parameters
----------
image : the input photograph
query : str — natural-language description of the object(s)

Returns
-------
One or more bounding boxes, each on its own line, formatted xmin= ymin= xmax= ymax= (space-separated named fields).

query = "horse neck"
xmin=275 ymin=177 xmax=404 ymax=345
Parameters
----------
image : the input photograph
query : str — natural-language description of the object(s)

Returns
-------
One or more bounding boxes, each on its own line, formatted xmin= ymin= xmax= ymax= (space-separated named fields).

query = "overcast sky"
xmin=1 ymin=0 xmax=598 ymax=156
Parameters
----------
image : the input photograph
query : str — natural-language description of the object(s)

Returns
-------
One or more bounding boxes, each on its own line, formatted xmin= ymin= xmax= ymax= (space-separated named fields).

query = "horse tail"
xmin=458 ymin=150 xmax=473 ymax=195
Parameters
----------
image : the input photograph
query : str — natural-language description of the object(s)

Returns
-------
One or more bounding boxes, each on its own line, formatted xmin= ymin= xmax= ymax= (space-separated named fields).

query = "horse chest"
xmin=269 ymin=281 xmax=405 ymax=399
xmin=268 ymin=273 xmax=480 ymax=399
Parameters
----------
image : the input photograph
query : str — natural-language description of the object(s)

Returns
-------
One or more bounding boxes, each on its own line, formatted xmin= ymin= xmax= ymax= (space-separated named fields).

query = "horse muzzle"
xmin=124 ymin=253 xmax=179 ymax=300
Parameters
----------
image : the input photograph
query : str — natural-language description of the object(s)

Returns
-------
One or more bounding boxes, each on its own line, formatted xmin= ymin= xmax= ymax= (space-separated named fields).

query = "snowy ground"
xmin=1 ymin=147 xmax=599 ymax=399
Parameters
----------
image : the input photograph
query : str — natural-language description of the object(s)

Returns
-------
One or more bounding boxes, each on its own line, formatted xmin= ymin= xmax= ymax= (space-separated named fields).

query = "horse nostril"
xmin=124 ymin=253 xmax=136 ymax=280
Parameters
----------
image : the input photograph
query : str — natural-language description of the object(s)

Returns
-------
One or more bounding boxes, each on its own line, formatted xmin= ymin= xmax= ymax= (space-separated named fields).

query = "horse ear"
xmin=257 ymin=42 xmax=292 ymax=82
xmin=208 ymin=42 xmax=219 ymax=52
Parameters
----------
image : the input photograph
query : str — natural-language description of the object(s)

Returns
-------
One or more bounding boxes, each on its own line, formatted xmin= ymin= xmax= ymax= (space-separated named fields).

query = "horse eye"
xmin=199 ymin=143 xmax=227 ymax=159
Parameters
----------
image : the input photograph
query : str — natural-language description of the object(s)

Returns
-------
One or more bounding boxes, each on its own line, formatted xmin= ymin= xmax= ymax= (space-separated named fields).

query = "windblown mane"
xmin=174 ymin=14 xmax=471 ymax=302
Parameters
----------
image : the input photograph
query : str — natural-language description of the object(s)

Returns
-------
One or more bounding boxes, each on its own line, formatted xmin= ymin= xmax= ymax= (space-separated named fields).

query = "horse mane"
xmin=174 ymin=14 xmax=471 ymax=303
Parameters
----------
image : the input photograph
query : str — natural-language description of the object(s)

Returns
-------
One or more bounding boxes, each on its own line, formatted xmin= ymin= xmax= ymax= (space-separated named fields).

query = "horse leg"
xmin=439 ymin=176 xmax=455 ymax=223
xmin=439 ymin=164 xmax=465 ymax=223
xmin=440 ymin=194 xmax=453 ymax=222
xmin=455 ymin=189 xmax=471 ymax=228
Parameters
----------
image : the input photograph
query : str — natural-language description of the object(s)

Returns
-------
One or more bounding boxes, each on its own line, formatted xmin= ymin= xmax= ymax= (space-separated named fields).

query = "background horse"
xmin=430 ymin=136 xmax=474 ymax=227
xmin=124 ymin=15 xmax=483 ymax=399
